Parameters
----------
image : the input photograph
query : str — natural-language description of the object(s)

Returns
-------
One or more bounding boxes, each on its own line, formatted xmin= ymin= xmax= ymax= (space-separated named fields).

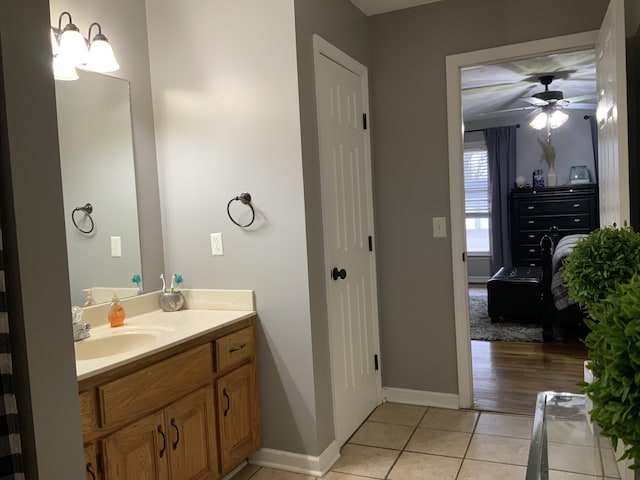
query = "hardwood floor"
xmin=471 ymin=340 xmax=588 ymax=415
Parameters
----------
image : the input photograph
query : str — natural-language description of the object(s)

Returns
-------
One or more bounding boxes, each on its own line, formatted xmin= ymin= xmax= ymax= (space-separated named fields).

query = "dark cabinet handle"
xmin=331 ymin=267 xmax=347 ymax=281
xmin=158 ymin=425 xmax=166 ymax=458
xmin=223 ymin=388 xmax=230 ymax=416
xmin=171 ymin=418 xmax=179 ymax=450
xmin=86 ymin=463 xmax=96 ymax=480
xmin=229 ymin=343 xmax=246 ymax=353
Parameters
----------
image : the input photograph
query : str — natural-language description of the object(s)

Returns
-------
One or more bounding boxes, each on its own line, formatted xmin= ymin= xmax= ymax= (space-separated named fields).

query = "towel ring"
xmin=72 ymin=203 xmax=94 ymax=234
xmin=227 ymin=193 xmax=255 ymax=228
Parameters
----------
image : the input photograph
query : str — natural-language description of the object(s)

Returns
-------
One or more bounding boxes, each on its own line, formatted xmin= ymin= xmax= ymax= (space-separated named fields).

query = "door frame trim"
xmin=312 ymin=34 xmax=383 ymax=442
xmin=445 ymin=30 xmax=598 ymax=408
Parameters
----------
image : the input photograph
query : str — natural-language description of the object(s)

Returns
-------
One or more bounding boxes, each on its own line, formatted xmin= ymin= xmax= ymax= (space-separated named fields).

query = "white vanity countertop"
xmin=75 ymin=289 xmax=256 ymax=381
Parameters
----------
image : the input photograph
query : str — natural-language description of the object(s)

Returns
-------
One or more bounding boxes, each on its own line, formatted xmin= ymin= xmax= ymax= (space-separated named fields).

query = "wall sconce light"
xmin=85 ymin=23 xmax=120 ymax=73
xmin=51 ymin=11 xmax=120 ymax=81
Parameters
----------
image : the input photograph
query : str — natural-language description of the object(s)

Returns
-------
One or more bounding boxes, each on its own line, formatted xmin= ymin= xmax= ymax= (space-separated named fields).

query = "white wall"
xmin=146 ymin=0 xmax=325 ymax=456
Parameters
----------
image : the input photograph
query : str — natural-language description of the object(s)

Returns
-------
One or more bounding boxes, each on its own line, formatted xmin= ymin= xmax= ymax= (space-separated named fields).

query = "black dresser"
xmin=510 ymin=184 xmax=599 ymax=266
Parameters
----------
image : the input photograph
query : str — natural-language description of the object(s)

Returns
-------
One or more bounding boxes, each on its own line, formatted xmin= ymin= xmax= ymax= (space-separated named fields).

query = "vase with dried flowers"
xmin=537 ymin=137 xmax=557 ymax=186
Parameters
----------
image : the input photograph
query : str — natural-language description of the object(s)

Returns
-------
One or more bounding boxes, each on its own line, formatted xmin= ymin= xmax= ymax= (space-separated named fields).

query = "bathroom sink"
xmin=74 ymin=330 xmax=162 ymax=361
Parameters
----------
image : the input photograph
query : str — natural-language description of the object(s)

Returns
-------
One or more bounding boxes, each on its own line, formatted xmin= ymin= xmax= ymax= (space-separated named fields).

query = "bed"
xmin=540 ymin=228 xmax=588 ymax=341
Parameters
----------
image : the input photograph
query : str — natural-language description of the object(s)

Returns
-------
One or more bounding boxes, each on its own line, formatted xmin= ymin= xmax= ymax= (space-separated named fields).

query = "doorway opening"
xmin=446 ymin=30 xmax=605 ymax=413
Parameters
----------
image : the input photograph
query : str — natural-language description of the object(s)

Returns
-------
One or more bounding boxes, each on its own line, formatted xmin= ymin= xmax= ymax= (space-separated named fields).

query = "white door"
xmin=313 ymin=35 xmax=382 ymax=447
xmin=596 ymin=0 xmax=630 ymax=227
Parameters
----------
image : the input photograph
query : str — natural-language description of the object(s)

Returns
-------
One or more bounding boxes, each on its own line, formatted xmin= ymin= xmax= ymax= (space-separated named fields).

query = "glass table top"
xmin=526 ymin=391 xmax=620 ymax=479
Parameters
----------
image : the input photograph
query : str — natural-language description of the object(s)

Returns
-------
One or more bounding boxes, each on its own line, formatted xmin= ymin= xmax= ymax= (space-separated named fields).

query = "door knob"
xmin=332 ymin=267 xmax=347 ymax=281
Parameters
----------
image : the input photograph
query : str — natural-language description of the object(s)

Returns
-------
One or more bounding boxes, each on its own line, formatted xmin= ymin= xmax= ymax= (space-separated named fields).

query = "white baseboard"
xmin=468 ymin=276 xmax=489 ymax=284
xmin=382 ymin=387 xmax=460 ymax=409
xmin=249 ymin=440 xmax=340 ymax=477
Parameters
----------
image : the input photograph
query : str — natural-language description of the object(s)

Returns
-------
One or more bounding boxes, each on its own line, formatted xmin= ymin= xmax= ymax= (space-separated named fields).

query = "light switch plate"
xmin=110 ymin=236 xmax=122 ymax=257
xmin=433 ymin=217 xmax=447 ymax=238
xmin=210 ymin=233 xmax=224 ymax=256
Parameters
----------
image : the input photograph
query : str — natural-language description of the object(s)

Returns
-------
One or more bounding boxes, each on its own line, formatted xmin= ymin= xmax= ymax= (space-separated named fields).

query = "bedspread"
xmin=550 ymin=234 xmax=588 ymax=310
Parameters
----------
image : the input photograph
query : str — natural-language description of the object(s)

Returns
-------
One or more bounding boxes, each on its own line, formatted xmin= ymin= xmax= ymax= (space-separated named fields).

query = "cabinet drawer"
xmin=519 ymin=214 xmax=591 ymax=230
xmin=216 ymin=326 xmax=255 ymax=371
xmin=518 ymin=198 xmax=591 ymax=215
xmin=99 ymin=344 xmax=212 ymax=428
xmin=520 ymin=245 xmax=541 ymax=259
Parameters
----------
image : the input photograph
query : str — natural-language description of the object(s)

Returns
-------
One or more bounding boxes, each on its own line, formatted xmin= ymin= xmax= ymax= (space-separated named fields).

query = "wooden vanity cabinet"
xmin=84 ymin=443 xmax=102 ymax=480
xmin=216 ymin=363 xmax=260 ymax=473
xmin=78 ymin=316 xmax=259 ymax=480
xmin=102 ymin=386 xmax=218 ymax=480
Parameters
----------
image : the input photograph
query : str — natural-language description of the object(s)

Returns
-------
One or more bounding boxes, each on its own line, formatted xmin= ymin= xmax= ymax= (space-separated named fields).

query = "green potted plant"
xmin=561 ymin=224 xmax=640 ymax=314
xmin=561 ymin=224 xmax=640 ymax=473
xmin=582 ymin=276 xmax=640 ymax=470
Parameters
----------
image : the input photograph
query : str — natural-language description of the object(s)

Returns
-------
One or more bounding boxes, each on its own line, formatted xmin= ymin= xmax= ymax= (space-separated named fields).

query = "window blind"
xmin=464 ymin=147 xmax=489 ymax=214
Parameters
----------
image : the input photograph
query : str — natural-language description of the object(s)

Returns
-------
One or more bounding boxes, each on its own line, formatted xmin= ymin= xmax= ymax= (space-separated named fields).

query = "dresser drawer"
xmin=99 ymin=344 xmax=212 ymax=427
xmin=520 ymin=245 xmax=541 ymax=259
xmin=518 ymin=198 xmax=591 ymax=215
xmin=216 ymin=326 xmax=255 ymax=371
xmin=519 ymin=214 xmax=592 ymax=230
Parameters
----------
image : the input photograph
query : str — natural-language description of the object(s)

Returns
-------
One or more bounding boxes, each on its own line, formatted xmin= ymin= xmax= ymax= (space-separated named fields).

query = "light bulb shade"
xmin=59 ymin=26 xmax=88 ymax=66
xmin=50 ymin=29 xmax=59 ymax=56
xmin=53 ymin=55 xmax=78 ymax=81
xmin=549 ymin=110 xmax=569 ymax=129
xmin=86 ymin=37 xmax=119 ymax=72
xmin=530 ymin=112 xmax=548 ymax=130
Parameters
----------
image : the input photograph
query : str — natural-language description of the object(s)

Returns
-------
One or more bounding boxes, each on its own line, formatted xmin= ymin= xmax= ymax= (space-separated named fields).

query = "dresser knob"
xmin=574 ymin=218 xmax=581 ymax=223
xmin=573 ymin=203 xmax=581 ymax=208
xmin=527 ymin=206 xmax=534 ymax=210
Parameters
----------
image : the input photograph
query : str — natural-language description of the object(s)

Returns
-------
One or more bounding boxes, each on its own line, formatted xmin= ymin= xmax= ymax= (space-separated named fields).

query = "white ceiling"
xmin=350 ymin=0 xmax=442 ymax=16
xmin=462 ymin=49 xmax=597 ymax=125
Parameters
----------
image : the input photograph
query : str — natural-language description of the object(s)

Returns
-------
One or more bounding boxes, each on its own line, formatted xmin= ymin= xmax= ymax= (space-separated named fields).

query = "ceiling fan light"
xmin=530 ymin=112 xmax=548 ymax=130
xmin=549 ymin=110 xmax=569 ymax=129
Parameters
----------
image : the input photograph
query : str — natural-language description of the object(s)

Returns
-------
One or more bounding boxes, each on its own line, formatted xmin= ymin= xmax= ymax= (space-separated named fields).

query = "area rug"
xmin=469 ymin=294 xmax=568 ymax=343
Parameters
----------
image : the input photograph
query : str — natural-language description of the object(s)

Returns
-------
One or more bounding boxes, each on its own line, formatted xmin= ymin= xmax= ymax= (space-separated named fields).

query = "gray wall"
xmin=145 ymin=0 xmax=326 ymax=456
xmin=369 ymin=0 xmax=609 ymax=394
xmin=50 ymin=0 xmax=164 ymax=296
xmin=0 ymin=0 xmax=84 ymax=477
xmin=294 ymin=0 xmax=371 ymax=454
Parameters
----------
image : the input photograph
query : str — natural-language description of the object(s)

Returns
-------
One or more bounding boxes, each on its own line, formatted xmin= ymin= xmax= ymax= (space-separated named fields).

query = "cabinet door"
xmin=165 ymin=386 xmax=219 ymax=480
xmin=102 ymin=411 xmax=169 ymax=480
xmin=84 ymin=443 xmax=102 ymax=480
xmin=216 ymin=363 xmax=260 ymax=474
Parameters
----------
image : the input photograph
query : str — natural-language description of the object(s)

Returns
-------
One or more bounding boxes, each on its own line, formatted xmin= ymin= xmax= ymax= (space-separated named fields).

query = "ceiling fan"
xmin=477 ymin=74 xmax=596 ymax=129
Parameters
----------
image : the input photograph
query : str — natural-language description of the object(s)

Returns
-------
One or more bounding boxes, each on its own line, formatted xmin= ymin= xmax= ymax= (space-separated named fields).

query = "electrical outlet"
xmin=210 ymin=233 xmax=224 ymax=256
xmin=111 ymin=236 xmax=122 ymax=257
xmin=433 ymin=217 xmax=447 ymax=238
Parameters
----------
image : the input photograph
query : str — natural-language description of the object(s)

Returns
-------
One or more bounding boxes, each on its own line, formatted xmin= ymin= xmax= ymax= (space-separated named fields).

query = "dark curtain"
xmin=589 ymin=116 xmax=599 ymax=184
xmin=485 ymin=126 xmax=517 ymax=273
xmin=0 ymin=216 xmax=24 ymax=479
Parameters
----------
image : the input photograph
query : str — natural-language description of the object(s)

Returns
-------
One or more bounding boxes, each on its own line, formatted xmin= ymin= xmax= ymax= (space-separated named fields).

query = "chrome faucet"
xmin=72 ymin=306 xmax=91 ymax=342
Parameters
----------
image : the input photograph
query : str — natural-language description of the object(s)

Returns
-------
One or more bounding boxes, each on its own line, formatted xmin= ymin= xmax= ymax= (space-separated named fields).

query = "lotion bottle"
xmin=108 ymin=291 xmax=126 ymax=328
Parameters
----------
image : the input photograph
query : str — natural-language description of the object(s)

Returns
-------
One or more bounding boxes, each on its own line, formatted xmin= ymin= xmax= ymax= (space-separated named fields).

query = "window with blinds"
xmin=464 ymin=144 xmax=490 ymax=254
xmin=464 ymin=147 xmax=489 ymax=215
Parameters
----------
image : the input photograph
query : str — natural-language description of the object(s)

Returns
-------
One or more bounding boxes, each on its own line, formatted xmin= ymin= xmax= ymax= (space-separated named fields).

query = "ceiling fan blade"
xmin=521 ymin=97 xmax=548 ymax=106
xmin=564 ymin=93 xmax=597 ymax=103
xmin=475 ymin=106 xmax=538 ymax=116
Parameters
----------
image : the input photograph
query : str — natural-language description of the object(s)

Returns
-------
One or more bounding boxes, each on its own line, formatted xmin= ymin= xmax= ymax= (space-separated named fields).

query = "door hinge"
xmin=374 ymin=354 xmax=379 ymax=371
xmin=368 ymin=235 xmax=373 ymax=252
xmin=363 ymin=113 xmax=368 ymax=130
xmin=462 ymin=252 xmax=466 ymax=262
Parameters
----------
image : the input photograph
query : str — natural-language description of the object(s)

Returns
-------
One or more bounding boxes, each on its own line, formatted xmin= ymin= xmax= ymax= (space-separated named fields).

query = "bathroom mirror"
xmin=55 ymin=70 xmax=143 ymax=307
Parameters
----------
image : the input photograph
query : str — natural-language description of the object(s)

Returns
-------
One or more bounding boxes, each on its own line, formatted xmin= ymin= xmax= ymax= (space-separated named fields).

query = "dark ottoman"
xmin=487 ymin=266 xmax=543 ymax=323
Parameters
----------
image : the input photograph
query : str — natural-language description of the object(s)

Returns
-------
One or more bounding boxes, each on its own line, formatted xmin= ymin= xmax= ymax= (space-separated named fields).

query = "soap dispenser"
xmin=108 ymin=291 xmax=126 ymax=327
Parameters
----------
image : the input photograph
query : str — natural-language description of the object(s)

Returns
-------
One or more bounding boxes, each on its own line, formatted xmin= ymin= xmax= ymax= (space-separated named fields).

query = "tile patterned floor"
xmin=231 ymin=402 xmax=620 ymax=479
